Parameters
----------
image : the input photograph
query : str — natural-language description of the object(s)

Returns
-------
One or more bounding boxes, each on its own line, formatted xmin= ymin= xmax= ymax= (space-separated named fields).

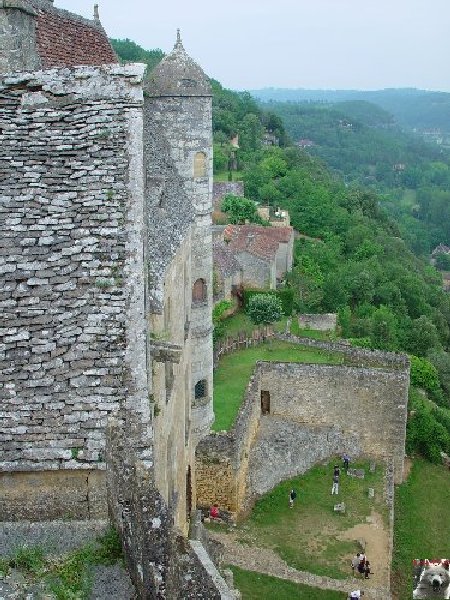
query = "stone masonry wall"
xmin=297 ymin=313 xmax=337 ymax=332
xmin=0 ymin=64 xmax=146 ymax=516
xmin=197 ymin=351 xmax=409 ymax=517
xmin=212 ymin=182 xmax=244 ymax=211
xmin=0 ymin=1 xmax=41 ymax=74
xmin=234 ymin=250 xmax=274 ymax=290
xmin=259 ymin=361 xmax=409 ymax=484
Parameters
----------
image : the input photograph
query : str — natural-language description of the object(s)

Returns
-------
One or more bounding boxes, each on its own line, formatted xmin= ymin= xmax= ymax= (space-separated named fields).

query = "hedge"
xmin=243 ymin=288 xmax=294 ymax=316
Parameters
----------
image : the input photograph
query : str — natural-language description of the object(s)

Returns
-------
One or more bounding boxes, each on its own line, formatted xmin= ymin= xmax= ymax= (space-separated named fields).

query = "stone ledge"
xmin=149 ymin=339 xmax=182 ymax=363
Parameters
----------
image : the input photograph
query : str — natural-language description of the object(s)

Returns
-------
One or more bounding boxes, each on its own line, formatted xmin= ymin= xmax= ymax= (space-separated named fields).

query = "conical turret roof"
xmin=145 ymin=30 xmax=211 ymax=97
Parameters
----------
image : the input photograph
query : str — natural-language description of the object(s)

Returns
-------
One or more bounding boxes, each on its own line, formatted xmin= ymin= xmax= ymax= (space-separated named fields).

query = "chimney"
xmin=94 ymin=4 xmax=100 ymax=21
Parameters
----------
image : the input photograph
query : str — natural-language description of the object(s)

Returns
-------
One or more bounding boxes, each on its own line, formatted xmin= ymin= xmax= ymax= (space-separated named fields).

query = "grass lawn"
xmin=220 ymin=311 xmax=256 ymax=338
xmin=213 ymin=341 xmax=342 ymax=431
xmin=229 ymin=566 xmax=346 ymax=599
xmin=234 ymin=459 xmax=387 ymax=580
xmin=219 ymin=310 xmax=333 ymax=342
xmin=392 ymin=459 xmax=450 ymax=600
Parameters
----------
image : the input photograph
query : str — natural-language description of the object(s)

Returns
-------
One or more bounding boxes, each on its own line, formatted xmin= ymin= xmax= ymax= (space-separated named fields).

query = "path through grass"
xmin=230 ymin=566 xmax=346 ymax=599
xmin=392 ymin=459 xmax=450 ymax=600
xmin=213 ymin=341 xmax=342 ymax=431
xmin=233 ymin=459 xmax=387 ymax=580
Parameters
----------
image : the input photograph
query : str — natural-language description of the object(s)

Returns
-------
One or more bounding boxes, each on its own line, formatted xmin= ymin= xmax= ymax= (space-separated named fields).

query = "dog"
xmin=413 ymin=560 xmax=450 ymax=598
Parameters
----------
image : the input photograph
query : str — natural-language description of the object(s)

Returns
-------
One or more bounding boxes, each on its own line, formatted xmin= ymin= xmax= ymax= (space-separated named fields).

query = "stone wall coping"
xmin=1 ymin=63 xmax=147 ymax=101
xmin=257 ymin=360 xmax=410 ymax=379
xmin=276 ymin=333 xmax=410 ymax=369
xmin=189 ymin=540 xmax=237 ymax=599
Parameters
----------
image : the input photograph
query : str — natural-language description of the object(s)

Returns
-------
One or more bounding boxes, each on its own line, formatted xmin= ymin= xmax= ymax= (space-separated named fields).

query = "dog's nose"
xmin=432 ymin=579 xmax=441 ymax=589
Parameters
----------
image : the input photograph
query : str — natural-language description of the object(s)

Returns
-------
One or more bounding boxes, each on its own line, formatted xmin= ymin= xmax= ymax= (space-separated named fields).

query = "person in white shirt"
xmin=349 ymin=590 xmax=364 ymax=599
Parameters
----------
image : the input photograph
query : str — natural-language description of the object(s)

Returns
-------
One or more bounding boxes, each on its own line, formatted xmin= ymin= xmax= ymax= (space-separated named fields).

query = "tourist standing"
xmin=289 ymin=489 xmax=297 ymax=508
xmin=351 ymin=553 xmax=361 ymax=575
xmin=331 ymin=472 xmax=339 ymax=495
xmin=343 ymin=453 xmax=350 ymax=471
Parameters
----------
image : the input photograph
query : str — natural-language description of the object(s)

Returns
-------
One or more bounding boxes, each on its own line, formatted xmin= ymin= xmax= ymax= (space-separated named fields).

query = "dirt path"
xmin=337 ymin=511 xmax=390 ymax=588
xmin=210 ymin=530 xmax=392 ymax=600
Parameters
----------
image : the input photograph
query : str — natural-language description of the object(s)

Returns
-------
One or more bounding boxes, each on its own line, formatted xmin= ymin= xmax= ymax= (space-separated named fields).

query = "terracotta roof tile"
xmin=30 ymin=1 xmax=117 ymax=68
xmin=225 ymin=225 xmax=293 ymax=262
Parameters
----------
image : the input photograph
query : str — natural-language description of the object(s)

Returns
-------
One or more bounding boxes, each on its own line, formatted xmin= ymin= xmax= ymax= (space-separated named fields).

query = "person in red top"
xmin=210 ymin=504 xmax=220 ymax=519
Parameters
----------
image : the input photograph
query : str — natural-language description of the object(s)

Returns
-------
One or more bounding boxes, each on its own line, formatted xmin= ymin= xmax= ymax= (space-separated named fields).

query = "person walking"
xmin=331 ymin=472 xmax=339 ymax=495
xmin=364 ymin=561 xmax=371 ymax=579
xmin=343 ymin=453 xmax=350 ymax=471
xmin=334 ymin=464 xmax=341 ymax=477
xmin=349 ymin=591 xmax=364 ymax=599
xmin=351 ymin=553 xmax=361 ymax=575
xmin=289 ymin=489 xmax=297 ymax=508
xmin=357 ymin=554 xmax=366 ymax=576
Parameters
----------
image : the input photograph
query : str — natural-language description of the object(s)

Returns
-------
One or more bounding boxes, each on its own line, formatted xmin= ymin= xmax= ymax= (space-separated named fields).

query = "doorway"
xmin=261 ymin=390 xmax=270 ymax=415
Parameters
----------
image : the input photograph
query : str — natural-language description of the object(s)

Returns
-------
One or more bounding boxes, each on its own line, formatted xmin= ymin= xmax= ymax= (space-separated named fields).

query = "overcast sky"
xmin=57 ymin=0 xmax=450 ymax=92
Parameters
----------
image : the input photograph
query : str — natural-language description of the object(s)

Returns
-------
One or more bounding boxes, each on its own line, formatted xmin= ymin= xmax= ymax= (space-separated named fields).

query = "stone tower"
xmin=145 ymin=31 xmax=214 ymax=445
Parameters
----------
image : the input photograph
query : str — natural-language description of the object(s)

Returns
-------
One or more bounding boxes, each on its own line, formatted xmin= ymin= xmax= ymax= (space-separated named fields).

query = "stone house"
xmin=0 ymin=2 xmax=233 ymax=597
xmin=220 ymin=224 xmax=294 ymax=289
xmin=213 ymin=242 xmax=243 ymax=302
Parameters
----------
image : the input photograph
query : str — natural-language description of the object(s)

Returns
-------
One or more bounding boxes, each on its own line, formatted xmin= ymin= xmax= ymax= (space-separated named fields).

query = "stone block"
xmin=347 ymin=468 xmax=365 ymax=479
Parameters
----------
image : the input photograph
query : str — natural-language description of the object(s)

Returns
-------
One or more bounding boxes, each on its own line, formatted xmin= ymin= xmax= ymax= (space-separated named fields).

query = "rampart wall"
xmin=196 ymin=347 xmax=409 ymax=517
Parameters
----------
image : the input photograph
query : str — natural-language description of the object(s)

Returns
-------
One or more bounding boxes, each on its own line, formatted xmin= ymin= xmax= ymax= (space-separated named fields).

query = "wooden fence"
xmin=213 ymin=326 xmax=274 ymax=368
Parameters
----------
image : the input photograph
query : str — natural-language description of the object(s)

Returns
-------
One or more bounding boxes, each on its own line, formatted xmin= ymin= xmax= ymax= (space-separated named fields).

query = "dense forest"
xmin=112 ymin=41 xmax=450 ymax=463
xmin=251 ymin=87 xmax=450 ymax=133
xmin=260 ymin=100 xmax=450 ymax=256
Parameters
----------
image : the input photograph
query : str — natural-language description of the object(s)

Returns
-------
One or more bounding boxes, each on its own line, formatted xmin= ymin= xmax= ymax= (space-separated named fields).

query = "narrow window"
xmin=165 ymin=363 xmax=174 ymax=403
xmin=194 ymin=151 xmax=207 ymax=177
xmin=194 ymin=379 xmax=207 ymax=400
xmin=192 ymin=278 xmax=207 ymax=303
xmin=261 ymin=390 xmax=270 ymax=415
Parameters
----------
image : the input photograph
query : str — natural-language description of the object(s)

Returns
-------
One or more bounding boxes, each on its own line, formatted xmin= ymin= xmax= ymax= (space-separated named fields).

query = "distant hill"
xmin=251 ymin=88 xmax=450 ymax=133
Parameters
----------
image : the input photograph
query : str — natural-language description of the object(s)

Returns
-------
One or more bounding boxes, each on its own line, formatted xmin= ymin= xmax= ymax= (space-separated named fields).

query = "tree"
xmin=247 ymin=294 xmax=283 ymax=325
xmin=405 ymin=315 xmax=440 ymax=356
xmin=435 ymin=253 xmax=450 ymax=271
xmin=221 ymin=194 xmax=260 ymax=224
xmin=371 ymin=305 xmax=398 ymax=350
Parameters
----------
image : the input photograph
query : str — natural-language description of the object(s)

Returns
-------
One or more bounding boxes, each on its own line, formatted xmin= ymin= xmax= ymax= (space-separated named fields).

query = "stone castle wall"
xmin=257 ymin=361 xmax=409 ymax=485
xmin=297 ymin=313 xmax=337 ymax=332
xmin=196 ymin=352 xmax=409 ymax=517
xmin=0 ymin=63 xmax=147 ymax=516
xmin=212 ymin=182 xmax=244 ymax=211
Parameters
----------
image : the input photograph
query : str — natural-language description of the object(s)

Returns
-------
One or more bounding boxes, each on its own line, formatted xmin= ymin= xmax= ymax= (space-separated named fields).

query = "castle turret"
xmin=145 ymin=32 xmax=214 ymax=443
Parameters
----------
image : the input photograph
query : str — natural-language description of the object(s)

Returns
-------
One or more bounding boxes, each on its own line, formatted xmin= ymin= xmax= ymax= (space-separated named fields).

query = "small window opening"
xmin=194 ymin=379 xmax=207 ymax=400
xmin=194 ymin=151 xmax=207 ymax=177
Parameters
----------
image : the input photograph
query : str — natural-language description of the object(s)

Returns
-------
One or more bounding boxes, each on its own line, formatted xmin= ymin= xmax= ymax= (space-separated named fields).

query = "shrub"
xmin=247 ymin=294 xmax=283 ymax=325
xmin=406 ymin=388 xmax=450 ymax=462
xmin=243 ymin=288 xmax=294 ymax=316
xmin=410 ymin=355 xmax=445 ymax=406
xmin=212 ymin=300 xmax=233 ymax=343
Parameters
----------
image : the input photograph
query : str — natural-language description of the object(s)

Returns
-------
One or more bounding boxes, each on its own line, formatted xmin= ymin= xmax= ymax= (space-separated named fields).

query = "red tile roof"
xmin=31 ymin=1 xmax=117 ymax=68
xmin=225 ymin=225 xmax=293 ymax=262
